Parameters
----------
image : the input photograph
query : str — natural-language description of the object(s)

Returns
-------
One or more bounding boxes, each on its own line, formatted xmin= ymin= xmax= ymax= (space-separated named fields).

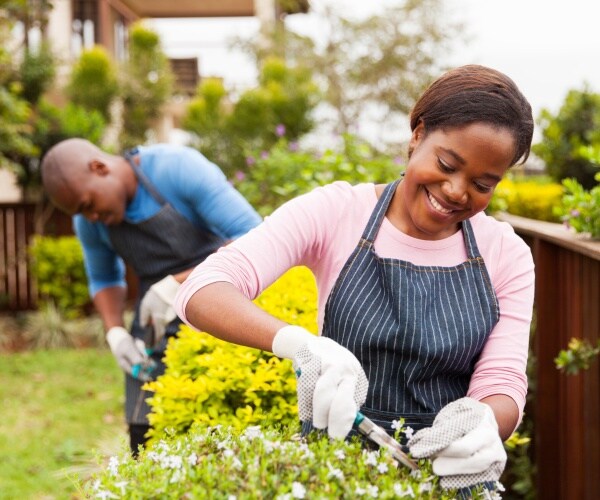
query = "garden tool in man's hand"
xmin=408 ymin=397 xmax=507 ymax=489
xmin=106 ymin=326 xmax=157 ymax=382
xmin=272 ymin=325 xmax=368 ymax=438
xmin=354 ymin=412 xmax=418 ymax=470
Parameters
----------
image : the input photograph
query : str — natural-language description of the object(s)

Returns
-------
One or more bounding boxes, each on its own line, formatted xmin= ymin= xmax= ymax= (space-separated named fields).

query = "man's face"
xmin=50 ymin=160 xmax=128 ymax=225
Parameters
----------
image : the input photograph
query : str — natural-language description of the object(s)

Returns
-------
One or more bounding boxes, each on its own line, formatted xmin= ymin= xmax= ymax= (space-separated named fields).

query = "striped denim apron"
xmin=322 ymin=180 xmax=499 ymax=436
xmin=108 ymin=150 xmax=225 ymax=424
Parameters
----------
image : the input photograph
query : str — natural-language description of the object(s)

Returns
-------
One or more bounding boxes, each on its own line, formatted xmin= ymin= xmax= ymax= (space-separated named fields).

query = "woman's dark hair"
xmin=410 ymin=65 xmax=534 ymax=165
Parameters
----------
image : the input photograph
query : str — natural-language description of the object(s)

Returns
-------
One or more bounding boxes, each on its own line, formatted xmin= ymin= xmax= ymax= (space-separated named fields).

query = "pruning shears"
xmin=354 ymin=412 xmax=418 ymax=470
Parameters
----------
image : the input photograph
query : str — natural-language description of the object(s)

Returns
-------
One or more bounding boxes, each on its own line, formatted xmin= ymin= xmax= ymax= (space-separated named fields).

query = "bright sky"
xmin=151 ymin=0 xmax=600 ymax=131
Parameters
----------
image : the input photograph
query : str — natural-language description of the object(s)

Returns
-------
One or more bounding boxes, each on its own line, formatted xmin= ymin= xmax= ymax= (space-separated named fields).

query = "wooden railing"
xmin=497 ymin=213 xmax=600 ymax=500
xmin=0 ymin=203 xmax=73 ymax=311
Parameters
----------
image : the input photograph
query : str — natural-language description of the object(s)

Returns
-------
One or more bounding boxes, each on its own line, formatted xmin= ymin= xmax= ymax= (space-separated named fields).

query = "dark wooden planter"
xmin=497 ymin=213 xmax=600 ymax=500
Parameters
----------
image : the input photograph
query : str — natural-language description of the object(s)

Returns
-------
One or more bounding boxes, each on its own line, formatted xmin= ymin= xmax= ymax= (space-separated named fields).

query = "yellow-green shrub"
xmin=489 ymin=176 xmax=564 ymax=222
xmin=145 ymin=266 xmax=318 ymax=442
xmin=28 ymin=235 xmax=90 ymax=318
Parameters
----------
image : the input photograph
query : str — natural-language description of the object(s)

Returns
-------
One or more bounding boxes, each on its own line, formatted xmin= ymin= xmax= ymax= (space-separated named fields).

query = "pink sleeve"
xmin=175 ymin=183 xmax=350 ymax=325
xmin=467 ymin=222 xmax=535 ymax=430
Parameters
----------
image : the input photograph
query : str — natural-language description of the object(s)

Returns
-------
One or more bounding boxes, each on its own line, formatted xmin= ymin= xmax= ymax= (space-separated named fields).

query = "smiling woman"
xmin=176 ymin=64 xmax=536 ymax=492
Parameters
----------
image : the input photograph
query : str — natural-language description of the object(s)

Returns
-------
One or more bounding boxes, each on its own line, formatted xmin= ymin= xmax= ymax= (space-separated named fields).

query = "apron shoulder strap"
xmin=361 ymin=179 xmax=401 ymax=243
xmin=123 ymin=147 xmax=168 ymax=206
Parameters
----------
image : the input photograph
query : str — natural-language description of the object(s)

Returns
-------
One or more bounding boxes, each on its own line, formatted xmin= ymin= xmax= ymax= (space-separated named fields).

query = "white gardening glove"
xmin=106 ymin=326 xmax=156 ymax=382
xmin=272 ymin=325 xmax=368 ymax=439
xmin=139 ymin=275 xmax=180 ymax=347
xmin=408 ymin=397 xmax=507 ymax=490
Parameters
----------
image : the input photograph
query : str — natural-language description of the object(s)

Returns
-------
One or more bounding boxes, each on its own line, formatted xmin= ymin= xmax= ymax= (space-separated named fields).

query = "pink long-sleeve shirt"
xmin=176 ymin=182 xmax=535 ymax=423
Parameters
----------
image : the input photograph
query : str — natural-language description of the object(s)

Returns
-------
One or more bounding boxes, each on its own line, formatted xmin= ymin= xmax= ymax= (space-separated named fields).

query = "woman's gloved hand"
xmin=140 ymin=275 xmax=180 ymax=347
xmin=272 ymin=325 xmax=368 ymax=439
xmin=407 ymin=397 xmax=507 ymax=489
xmin=106 ymin=326 xmax=155 ymax=382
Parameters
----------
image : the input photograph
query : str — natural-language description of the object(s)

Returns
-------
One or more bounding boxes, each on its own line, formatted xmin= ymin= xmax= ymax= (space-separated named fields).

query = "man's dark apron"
xmin=107 ymin=151 xmax=224 ymax=424
xmin=322 ymin=179 xmax=500 ymax=436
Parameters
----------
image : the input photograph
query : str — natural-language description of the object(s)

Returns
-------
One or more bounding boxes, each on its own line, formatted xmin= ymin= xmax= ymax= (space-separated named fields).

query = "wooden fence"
xmin=498 ymin=213 xmax=600 ymax=499
xmin=0 ymin=202 xmax=73 ymax=311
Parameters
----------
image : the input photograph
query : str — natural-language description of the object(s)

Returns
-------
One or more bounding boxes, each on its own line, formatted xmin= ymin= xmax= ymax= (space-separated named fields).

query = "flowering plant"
xmin=554 ymin=172 xmax=600 ymax=239
xmin=85 ymin=424 xmax=499 ymax=499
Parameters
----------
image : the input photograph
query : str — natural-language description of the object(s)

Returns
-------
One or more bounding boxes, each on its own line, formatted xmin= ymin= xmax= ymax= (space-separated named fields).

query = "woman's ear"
xmin=408 ymin=120 xmax=426 ymax=158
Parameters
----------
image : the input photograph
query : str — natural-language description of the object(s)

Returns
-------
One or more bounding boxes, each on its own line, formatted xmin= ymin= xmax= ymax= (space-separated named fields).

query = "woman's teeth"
xmin=428 ymin=191 xmax=452 ymax=214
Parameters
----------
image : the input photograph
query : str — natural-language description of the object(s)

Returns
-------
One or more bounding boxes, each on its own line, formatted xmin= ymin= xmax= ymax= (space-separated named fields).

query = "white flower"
xmin=377 ymin=462 xmax=389 ymax=473
xmin=355 ymin=485 xmax=366 ymax=496
xmin=366 ymin=485 xmax=379 ymax=497
xmin=418 ymin=482 xmax=433 ymax=493
xmin=277 ymin=495 xmax=292 ymax=500
xmin=364 ymin=450 xmax=379 ymax=466
xmin=95 ymin=490 xmax=118 ymax=500
xmin=114 ymin=481 xmax=128 ymax=494
xmin=223 ymin=449 xmax=235 ymax=458
xmin=170 ymin=469 xmax=183 ymax=483
xmin=410 ymin=468 xmax=422 ymax=480
xmin=403 ymin=426 xmax=414 ymax=440
xmin=327 ymin=462 xmax=344 ymax=480
xmin=163 ymin=454 xmax=183 ymax=469
xmin=495 ymin=481 xmax=506 ymax=492
xmin=243 ymin=426 xmax=263 ymax=440
xmin=107 ymin=456 xmax=119 ymax=476
xmin=232 ymin=457 xmax=243 ymax=469
xmin=394 ymin=483 xmax=415 ymax=497
xmin=187 ymin=452 xmax=198 ymax=465
xmin=391 ymin=419 xmax=401 ymax=430
xmin=291 ymin=482 xmax=306 ymax=499
xmin=228 ymin=496 xmax=237 ymax=500
xmin=334 ymin=449 xmax=346 ymax=460
xmin=217 ymin=439 xmax=230 ymax=450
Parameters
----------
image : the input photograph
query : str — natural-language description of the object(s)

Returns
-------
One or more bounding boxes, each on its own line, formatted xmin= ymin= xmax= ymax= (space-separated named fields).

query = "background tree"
xmin=183 ymin=56 xmax=319 ymax=177
xmin=66 ymin=46 xmax=118 ymax=122
xmin=533 ymin=87 xmax=600 ymax=189
xmin=238 ymin=0 xmax=462 ymax=145
xmin=119 ymin=21 xmax=173 ymax=149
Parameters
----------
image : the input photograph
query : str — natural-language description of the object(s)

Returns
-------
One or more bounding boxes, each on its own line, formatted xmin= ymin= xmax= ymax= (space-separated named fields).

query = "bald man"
xmin=42 ymin=139 xmax=262 ymax=455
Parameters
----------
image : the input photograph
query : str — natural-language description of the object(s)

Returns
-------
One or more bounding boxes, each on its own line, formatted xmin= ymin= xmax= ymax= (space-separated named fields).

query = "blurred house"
xmin=0 ymin=0 xmax=309 ymax=202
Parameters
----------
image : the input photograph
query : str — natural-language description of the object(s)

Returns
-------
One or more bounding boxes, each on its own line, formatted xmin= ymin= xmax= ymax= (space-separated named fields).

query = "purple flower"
xmin=246 ymin=156 xmax=256 ymax=166
xmin=234 ymin=171 xmax=246 ymax=181
xmin=260 ymin=151 xmax=269 ymax=159
xmin=393 ymin=156 xmax=404 ymax=165
xmin=570 ymin=209 xmax=581 ymax=217
xmin=289 ymin=141 xmax=299 ymax=152
xmin=275 ymin=124 xmax=286 ymax=137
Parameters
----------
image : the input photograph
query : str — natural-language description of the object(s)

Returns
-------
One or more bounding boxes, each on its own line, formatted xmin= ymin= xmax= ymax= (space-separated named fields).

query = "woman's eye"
xmin=437 ymin=158 xmax=454 ymax=173
xmin=474 ymin=182 xmax=493 ymax=193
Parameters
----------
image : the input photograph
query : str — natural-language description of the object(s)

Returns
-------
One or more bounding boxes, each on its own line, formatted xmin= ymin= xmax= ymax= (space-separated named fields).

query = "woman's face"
xmin=393 ymin=121 xmax=516 ymax=240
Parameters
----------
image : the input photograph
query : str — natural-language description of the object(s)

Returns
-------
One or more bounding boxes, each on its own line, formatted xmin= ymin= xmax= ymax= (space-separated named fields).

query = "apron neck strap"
xmin=361 ymin=179 xmax=400 ymax=243
xmin=361 ymin=178 xmax=482 ymax=259
xmin=123 ymin=148 xmax=168 ymax=206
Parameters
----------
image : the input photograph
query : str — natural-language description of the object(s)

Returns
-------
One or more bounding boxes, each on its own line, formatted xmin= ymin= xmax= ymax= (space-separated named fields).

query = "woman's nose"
xmin=441 ymin=179 xmax=468 ymax=204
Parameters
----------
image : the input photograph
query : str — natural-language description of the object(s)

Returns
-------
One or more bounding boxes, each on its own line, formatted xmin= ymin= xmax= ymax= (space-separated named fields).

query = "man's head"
xmin=41 ymin=139 xmax=135 ymax=225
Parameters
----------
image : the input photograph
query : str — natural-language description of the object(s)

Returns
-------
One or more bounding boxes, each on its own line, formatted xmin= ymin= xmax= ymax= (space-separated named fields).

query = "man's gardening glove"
xmin=272 ymin=325 xmax=368 ymax=439
xmin=407 ymin=397 xmax=507 ymax=490
xmin=106 ymin=326 xmax=156 ymax=382
xmin=140 ymin=275 xmax=180 ymax=347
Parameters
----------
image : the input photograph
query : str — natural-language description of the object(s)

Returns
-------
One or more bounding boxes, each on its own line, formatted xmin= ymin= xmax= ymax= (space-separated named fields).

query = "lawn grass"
xmin=0 ymin=348 xmax=127 ymax=499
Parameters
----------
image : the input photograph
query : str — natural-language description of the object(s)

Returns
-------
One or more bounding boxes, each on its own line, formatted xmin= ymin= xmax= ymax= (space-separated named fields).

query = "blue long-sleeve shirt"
xmin=74 ymin=144 xmax=262 ymax=296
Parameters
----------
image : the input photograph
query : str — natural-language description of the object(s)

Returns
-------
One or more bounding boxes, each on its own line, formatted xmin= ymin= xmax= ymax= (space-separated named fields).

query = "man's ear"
xmin=88 ymin=159 xmax=109 ymax=176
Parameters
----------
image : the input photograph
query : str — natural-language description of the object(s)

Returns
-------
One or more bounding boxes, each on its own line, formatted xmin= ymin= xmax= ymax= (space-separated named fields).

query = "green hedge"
xmin=145 ymin=266 xmax=318 ymax=442
xmin=28 ymin=235 xmax=89 ymax=318
xmin=85 ymin=423 xmax=490 ymax=499
xmin=488 ymin=175 xmax=563 ymax=222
